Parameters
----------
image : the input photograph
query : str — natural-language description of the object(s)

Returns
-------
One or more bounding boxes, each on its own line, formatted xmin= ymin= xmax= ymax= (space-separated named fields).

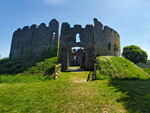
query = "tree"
xmin=122 ymin=45 xmax=148 ymax=64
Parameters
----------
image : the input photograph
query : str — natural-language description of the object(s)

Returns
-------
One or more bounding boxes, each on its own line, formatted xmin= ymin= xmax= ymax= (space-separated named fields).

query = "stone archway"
xmin=69 ymin=47 xmax=86 ymax=69
xmin=60 ymin=23 xmax=95 ymax=71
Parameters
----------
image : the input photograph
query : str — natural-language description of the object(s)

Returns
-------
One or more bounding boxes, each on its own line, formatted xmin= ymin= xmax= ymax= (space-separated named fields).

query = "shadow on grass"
xmin=109 ymin=78 xmax=150 ymax=113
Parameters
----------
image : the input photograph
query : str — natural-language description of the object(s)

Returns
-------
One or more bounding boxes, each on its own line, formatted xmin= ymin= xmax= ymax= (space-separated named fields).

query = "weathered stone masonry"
xmin=10 ymin=18 xmax=121 ymax=71
xmin=94 ymin=18 xmax=120 ymax=57
xmin=10 ymin=19 xmax=59 ymax=58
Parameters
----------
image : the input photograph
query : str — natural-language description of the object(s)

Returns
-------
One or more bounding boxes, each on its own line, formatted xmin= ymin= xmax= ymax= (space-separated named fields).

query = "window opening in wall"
xmin=76 ymin=33 xmax=80 ymax=43
xmin=114 ymin=45 xmax=116 ymax=51
xmin=108 ymin=43 xmax=111 ymax=50
xmin=72 ymin=47 xmax=80 ymax=51
xmin=52 ymin=32 xmax=56 ymax=40
xmin=74 ymin=56 xmax=77 ymax=60
xmin=32 ymin=32 xmax=34 ymax=37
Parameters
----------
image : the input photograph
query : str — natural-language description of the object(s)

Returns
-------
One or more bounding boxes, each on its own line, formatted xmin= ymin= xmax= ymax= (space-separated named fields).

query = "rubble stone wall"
xmin=94 ymin=18 xmax=120 ymax=57
xmin=9 ymin=19 xmax=59 ymax=59
xmin=9 ymin=18 xmax=121 ymax=71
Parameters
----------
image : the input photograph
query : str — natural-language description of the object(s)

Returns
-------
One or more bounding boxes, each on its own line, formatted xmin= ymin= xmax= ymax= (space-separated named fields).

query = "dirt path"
xmin=58 ymin=69 xmax=126 ymax=113
xmin=68 ymin=68 xmax=88 ymax=83
xmin=68 ymin=67 xmax=85 ymax=72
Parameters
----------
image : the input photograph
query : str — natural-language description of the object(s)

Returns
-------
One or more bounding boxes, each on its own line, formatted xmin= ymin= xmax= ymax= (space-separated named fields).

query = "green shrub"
xmin=26 ymin=57 xmax=57 ymax=76
xmin=122 ymin=45 xmax=148 ymax=64
xmin=138 ymin=60 xmax=150 ymax=68
xmin=0 ymin=58 xmax=34 ymax=74
xmin=0 ymin=46 xmax=58 ymax=74
xmin=0 ymin=57 xmax=9 ymax=64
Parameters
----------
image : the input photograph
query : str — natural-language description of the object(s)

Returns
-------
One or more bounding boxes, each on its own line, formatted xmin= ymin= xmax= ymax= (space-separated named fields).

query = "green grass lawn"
xmin=0 ymin=74 xmax=51 ymax=83
xmin=0 ymin=71 xmax=150 ymax=112
xmin=69 ymin=66 xmax=81 ymax=69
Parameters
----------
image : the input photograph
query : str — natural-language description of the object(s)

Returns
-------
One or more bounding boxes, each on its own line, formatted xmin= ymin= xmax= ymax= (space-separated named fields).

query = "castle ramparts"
xmin=9 ymin=18 xmax=121 ymax=70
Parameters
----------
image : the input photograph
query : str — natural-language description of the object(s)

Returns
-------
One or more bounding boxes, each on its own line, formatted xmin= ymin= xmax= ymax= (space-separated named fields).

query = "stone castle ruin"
xmin=10 ymin=18 xmax=121 ymax=71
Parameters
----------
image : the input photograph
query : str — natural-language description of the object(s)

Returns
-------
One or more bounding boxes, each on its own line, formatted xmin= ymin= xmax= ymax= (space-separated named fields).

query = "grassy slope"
xmin=25 ymin=57 xmax=57 ymax=75
xmin=0 ymin=46 xmax=58 ymax=74
xmin=142 ymin=68 xmax=150 ymax=75
xmin=0 ymin=57 xmax=57 ymax=83
xmin=96 ymin=56 xmax=149 ymax=79
xmin=1 ymin=71 xmax=150 ymax=112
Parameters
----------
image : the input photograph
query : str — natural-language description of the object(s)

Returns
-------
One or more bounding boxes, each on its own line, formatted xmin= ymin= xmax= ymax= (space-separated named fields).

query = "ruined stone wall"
xmin=60 ymin=23 xmax=94 ymax=71
xmin=9 ymin=18 xmax=121 ymax=71
xmin=9 ymin=19 xmax=59 ymax=59
xmin=94 ymin=18 xmax=121 ymax=56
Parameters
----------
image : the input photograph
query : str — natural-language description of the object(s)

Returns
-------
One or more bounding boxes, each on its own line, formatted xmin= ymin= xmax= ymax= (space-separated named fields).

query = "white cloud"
xmin=42 ymin=0 xmax=68 ymax=5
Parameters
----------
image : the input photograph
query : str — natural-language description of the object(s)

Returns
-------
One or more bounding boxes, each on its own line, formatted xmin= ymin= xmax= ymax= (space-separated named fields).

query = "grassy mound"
xmin=25 ymin=57 xmax=57 ymax=76
xmin=0 ymin=57 xmax=57 ymax=83
xmin=96 ymin=56 xmax=149 ymax=79
xmin=0 ymin=46 xmax=58 ymax=74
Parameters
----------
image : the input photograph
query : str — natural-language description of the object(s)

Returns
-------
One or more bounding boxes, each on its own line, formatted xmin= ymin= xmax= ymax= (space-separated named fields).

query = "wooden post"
xmin=92 ymin=63 xmax=97 ymax=80
xmin=54 ymin=64 xmax=61 ymax=80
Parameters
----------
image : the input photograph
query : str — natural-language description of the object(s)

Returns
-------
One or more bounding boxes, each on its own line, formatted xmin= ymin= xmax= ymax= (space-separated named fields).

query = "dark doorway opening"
xmin=69 ymin=47 xmax=86 ymax=70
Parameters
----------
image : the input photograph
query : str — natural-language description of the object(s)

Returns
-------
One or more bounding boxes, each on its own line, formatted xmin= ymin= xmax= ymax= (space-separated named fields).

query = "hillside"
xmin=0 ymin=46 xmax=58 ymax=74
xmin=96 ymin=56 xmax=149 ymax=79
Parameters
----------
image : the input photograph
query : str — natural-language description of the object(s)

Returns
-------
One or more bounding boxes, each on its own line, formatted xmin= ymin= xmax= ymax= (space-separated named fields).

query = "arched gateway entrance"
xmin=60 ymin=24 xmax=95 ymax=71
xmin=69 ymin=47 xmax=86 ymax=69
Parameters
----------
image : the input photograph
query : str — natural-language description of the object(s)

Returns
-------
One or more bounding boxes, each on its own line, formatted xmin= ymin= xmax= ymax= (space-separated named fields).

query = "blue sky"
xmin=0 ymin=0 xmax=150 ymax=59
